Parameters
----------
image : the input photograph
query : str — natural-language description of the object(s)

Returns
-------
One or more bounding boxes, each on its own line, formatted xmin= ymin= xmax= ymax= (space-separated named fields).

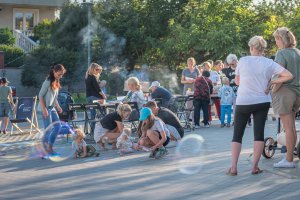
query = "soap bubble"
xmin=176 ymin=134 xmax=205 ymax=175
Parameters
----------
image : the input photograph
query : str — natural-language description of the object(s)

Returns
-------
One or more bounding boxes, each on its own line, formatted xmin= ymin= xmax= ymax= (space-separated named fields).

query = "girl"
xmin=138 ymin=107 xmax=170 ymax=159
xmin=85 ymin=63 xmax=107 ymax=134
xmin=123 ymin=77 xmax=145 ymax=110
xmin=0 ymin=77 xmax=15 ymax=134
xmin=72 ymin=129 xmax=99 ymax=158
xmin=39 ymin=64 xmax=65 ymax=156
xmin=94 ymin=103 xmax=132 ymax=150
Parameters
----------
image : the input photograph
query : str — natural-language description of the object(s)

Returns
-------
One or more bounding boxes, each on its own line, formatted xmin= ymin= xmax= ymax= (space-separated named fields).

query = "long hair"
xmin=85 ymin=63 xmax=103 ymax=80
xmin=142 ymin=114 xmax=155 ymax=133
xmin=273 ymin=27 xmax=297 ymax=48
xmin=127 ymin=77 xmax=141 ymax=91
xmin=47 ymin=64 xmax=65 ymax=90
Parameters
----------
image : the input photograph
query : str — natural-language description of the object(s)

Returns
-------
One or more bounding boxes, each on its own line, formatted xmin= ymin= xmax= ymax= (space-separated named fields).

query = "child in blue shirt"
xmin=218 ymin=77 xmax=235 ymax=127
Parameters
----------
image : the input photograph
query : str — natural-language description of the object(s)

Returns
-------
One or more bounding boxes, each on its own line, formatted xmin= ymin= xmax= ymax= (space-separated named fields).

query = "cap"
xmin=149 ymin=81 xmax=160 ymax=89
xmin=139 ymin=107 xmax=152 ymax=121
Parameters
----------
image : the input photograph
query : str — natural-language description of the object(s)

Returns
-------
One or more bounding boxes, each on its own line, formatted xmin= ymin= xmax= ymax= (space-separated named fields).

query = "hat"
xmin=139 ymin=107 xmax=152 ymax=121
xmin=1 ymin=77 xmax=9 ymax=84
xmin=149 ymin=81 xmax=160 ymax=89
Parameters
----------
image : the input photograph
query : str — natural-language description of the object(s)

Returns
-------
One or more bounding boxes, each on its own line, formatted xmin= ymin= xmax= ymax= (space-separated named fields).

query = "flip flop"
xmin=251 ymin=168 xmax=263 ymax=175
xmin=226 ymin=168 xmax=237 ymax=176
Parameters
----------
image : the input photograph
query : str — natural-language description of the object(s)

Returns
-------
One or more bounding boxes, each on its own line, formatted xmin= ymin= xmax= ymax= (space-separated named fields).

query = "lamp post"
xmin=76 ymin=0 xmax=94 ymax=67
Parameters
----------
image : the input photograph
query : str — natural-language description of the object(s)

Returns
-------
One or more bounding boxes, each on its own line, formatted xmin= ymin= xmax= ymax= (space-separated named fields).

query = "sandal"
xmin=251 ymin=168 xmax=263 ymax=175
xmin=226 ymin=168 xmax=237 ymax=176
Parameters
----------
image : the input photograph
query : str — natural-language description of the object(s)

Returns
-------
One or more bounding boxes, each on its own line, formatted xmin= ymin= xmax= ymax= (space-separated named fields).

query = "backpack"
xmin=57 ymin=91 xmax=77 ymax=121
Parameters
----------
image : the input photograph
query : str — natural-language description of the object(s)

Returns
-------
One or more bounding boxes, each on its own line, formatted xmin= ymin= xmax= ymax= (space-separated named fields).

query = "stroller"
xmin=262 ymin=112 xmax=300 ymax=159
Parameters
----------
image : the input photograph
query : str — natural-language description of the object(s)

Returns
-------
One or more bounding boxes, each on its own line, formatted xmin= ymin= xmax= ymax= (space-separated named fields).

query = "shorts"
xmin=272 ymin=86 xmax=300 ymax=115
xmin=94 ymin=123 xmax=109 ymax=143
xmin=155 ymin=130 xmax=170 ymax=147
xmin=0 ymin=103 xmax=11 ymax=117
xmin=166 ymin=124 xmax=181 ymax=140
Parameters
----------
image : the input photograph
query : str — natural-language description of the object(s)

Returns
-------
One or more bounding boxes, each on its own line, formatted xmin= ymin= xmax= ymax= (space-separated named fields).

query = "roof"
xmin=0 ymin=0 xmax=68 ymax=7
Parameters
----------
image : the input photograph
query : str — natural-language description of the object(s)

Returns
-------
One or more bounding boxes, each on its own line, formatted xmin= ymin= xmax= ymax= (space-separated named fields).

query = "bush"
xmin=0 ymin=28 xmax=15 ymax=45
xmin=0 ymin=45 xmax=25 ymax=68
xmin=33 ymin=19 xmax=55 ymax=44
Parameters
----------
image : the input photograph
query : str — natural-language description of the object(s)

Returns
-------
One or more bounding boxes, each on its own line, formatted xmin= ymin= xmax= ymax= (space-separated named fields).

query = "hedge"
xmin=0 ymin=45 xmax=25 ymax=68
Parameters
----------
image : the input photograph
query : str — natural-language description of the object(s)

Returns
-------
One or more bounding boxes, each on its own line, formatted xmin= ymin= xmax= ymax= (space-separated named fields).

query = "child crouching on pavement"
xmin=72 ymin=129 xmax=100 ymax=158
xmin=116 ymin=128 xmax=136 ymax=155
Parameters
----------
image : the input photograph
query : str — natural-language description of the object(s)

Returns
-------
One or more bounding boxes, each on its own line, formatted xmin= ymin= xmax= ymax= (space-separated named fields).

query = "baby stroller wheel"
xmin=262 ymin=137 xmax=275 ymax=159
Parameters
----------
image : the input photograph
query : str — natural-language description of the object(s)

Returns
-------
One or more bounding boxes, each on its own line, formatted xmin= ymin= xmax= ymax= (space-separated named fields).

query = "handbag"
xmin=203 ymin=77 xmax=213 ymax=105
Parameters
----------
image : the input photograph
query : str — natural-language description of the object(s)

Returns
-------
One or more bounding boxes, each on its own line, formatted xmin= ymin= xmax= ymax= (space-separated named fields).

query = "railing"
xmin=13 ymin=29 xmax=38 ymax=54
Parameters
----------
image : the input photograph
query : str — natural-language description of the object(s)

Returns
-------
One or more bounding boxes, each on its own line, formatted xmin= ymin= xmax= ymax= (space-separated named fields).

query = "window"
xmin=13 ymin=9 xmax=39 ymax=33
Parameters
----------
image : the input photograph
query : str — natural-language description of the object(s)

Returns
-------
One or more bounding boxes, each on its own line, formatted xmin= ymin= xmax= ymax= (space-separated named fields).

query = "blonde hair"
xmin=203 ymin=61 xmax=212 ymax=70
xmin=117 ymin=103 xmax=132 ymax=117
xmin=248 ymin=36 xmax=267 ymax=53
xmin=187 ymin=57 xmax=196 ymax=67
xmin=222 ymin=77 xmax=229 ymax=85
xmin=85 ymin=63 xmax=103 ymax=79
xmin=74 ymin=129 xmax=86 ymax=139
xmin=127 ymin=77 xmax=141 ymax=91
xmin=273 ymin=27 xmax=297 ymax=48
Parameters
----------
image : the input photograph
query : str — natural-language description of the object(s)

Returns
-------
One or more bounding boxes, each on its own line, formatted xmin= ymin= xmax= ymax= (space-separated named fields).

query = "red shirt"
xmin=193 ymin=77 xmax=213 ymax=100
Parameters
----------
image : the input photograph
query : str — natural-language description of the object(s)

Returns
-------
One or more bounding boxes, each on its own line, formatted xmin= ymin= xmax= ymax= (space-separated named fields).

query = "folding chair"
xmin=123 ymin=102 xmax=140 ymax=132
xmin=10 ymin=96 xmax=40 ymax=135
xmin=83 ymin=103 xmax=103 ymax=136
xmin=68 ymin=103 xmax=86 ymax=130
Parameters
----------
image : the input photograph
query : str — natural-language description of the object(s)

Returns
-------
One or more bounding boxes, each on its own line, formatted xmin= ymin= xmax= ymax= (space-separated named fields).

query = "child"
xmin=218 ymin=77 xmax=235 ymax=127
xmin=72 ymin=129 xmax=99 ymax=158
xmin=116 ymin=128 xmax=135 ymax=155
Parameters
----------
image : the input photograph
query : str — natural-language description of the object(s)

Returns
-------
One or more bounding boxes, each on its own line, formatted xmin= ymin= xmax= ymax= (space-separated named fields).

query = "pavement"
xmin=0 ymin=116 xmax=300 ymax=200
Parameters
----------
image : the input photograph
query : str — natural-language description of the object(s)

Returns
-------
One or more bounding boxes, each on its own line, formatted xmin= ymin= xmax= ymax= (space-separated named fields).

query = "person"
xmin=193 ymin=71 xmax=213 ymax=128
xmin=143 ymin=101 xmax=184 ymax=140
xmin=85 ymin=63 xmax=107 ymax=134
xmin=94 ymin=104 xmax=132 ymax=150
xmin=138 ymin=107 xmax=170 ymax=158
xmin=214 ymin=60 xmax=225 ymax=81
xmin=272 ymin=27 xmax=300 ymax=168
xmin=39 ymin=64 xmax=66 ymax=156
xmin=100 ymin=80 xmax=107 ymax=95
xmin=181 ymin=57 xmax=200 ymax=95
xmin=116 ymin=128 xmax=135 ymax=155
xmin=72 ymin=129 xmax=100 ymax=158
xmin=218 ymin=77 xmax=235 ymax=127
xmin=227 ymin=36 xmax=293 ymax=176
xmin=0 ymin=78 xmax=15 ymax=134
xmin=123 ymin=77 xmax=145 ymax=110
xmin=203 ymin=61 xmax=221 ymax=121
xmin=149 ymin=81 xmax=174 ymax=110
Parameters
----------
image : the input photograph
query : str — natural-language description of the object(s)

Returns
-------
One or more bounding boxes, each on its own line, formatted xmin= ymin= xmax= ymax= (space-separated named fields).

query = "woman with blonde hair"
xmin=181 ymin=57 xmax=200 ymax=95
xmin=272 ymin=27 xmax=300 ymax=168
xmin=227 ymin=36 xmax=293 ymax=175
xmin=123 ymin=77 xmax=145 ymax=109
xmin=94 ymin=103 xmax=132 ymax=150
xmin=85 ymin=63 xmax=106 ymax=134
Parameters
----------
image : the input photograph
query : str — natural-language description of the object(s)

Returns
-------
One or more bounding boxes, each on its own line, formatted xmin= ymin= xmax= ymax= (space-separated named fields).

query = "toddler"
xmin=116 ymin=128 xmax=135 ymax=155
xmin=72 ymin=129 xmax=100 ymax=158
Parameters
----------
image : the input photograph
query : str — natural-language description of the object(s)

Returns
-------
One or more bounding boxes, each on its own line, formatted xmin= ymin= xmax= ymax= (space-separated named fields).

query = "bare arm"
xmin=152 ymin=131 xmax=167 ymax=149
xmin=235 ymin=75 xmax=240 ymax=86
xmin=271 ymin=69 xmax=293 ymax=84
xmin=116 ymin=121 xmax=123 ymax=133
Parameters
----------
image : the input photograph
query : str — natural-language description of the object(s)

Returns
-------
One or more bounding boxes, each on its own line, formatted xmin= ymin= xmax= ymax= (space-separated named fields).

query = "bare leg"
xmin=280 ymin=113 xmax=297 ymax=162
xmin=146 ymin=130 xmax=160 ymax=147
xmin=252 ymin=141 xmax=264 ymax=171
xmin=230 ymin=142 xmax=242 ymax=173
xmin=3 ymin=117 xmax=8 ymax=131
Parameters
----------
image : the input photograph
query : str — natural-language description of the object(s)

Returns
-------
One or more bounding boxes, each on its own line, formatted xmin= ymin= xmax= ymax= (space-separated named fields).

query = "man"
xmin=149 ymin=81 xmax=175 ymax=112
xmin=141 ymin=101 xmax=184 ymax=140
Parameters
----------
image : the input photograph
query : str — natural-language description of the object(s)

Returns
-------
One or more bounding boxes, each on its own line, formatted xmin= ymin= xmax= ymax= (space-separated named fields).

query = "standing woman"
xmin=181 ymin=57 xmax=200 ymax=95
xmin=227 ymin=36 xmax=293 ymax=175
xmin=39 ymin=64 xmax=66 ymax=155
xmin=0 ymin=78 xmax=15 ymax=134
xmin=85 ymin=63 xmax=107 ymax=133
xmin=272 ymin=27 xmax=300 ymax=168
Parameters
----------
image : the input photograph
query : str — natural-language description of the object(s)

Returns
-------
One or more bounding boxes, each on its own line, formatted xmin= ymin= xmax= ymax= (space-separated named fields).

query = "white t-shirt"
xmin=150 ymin=119 xmax=170 ymax=138
xmin=235 ymin=56 xmax=285 ymax=105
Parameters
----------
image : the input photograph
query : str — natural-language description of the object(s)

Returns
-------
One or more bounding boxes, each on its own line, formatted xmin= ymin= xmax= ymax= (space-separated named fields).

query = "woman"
xmin=0 ymin=77 xmax=15 ymax=134
xmin=138 ymin=107 xmax=170 ymax=158
xmin=227 ymin=36 xmax=293 ymax=176
xmin=181 ymin=57 xmax=200 ymax=95
xmin=85 ymin=63 xmax=106 ymax=133
xmin=193 ymin=70 xmax=213 ymax=128
xmin=272 ymin=27 xmax=300 ymax=168
xmin=123 ymin=77 xmax=145 ymax=110
xmin=94 ymin=104 xmax=132 ymax=150
xmin=39 ymin=64 xmax=66 ymax=155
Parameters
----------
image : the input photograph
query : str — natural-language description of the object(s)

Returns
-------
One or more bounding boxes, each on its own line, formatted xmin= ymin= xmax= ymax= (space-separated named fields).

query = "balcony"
xmin=0 ymin=0 xmax=67 ymax=7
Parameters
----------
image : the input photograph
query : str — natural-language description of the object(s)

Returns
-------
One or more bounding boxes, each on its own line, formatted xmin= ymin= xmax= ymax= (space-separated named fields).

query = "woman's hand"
xmin=56 ymin=106 xmax=63 ymax=114
xmin=42 ymin=108 xmax=49 ymax=118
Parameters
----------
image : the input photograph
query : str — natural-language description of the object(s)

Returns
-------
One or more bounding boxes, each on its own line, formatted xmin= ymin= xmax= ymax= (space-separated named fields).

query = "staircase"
xmin=13 ymin=29 xmax=38 ymax=54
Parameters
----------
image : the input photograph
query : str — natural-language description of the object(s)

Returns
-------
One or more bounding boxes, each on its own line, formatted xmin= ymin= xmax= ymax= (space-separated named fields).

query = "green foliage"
xmin=0 ymin=28 xmax=15 ymax=46
xmin=0 ymin=45 xmax=24 ymax=68
xmin=33 ymin=19 xmax=55 ymax=45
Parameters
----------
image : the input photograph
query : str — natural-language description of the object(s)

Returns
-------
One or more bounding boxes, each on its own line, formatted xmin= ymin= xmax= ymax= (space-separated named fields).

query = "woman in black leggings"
xmin=227 ymin=36 xmax=293 ymax=176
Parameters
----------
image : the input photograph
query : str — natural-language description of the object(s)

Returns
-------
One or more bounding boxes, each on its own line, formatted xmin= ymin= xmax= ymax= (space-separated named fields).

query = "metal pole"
xmin=87 ymin=3 xmax=91 ymax=67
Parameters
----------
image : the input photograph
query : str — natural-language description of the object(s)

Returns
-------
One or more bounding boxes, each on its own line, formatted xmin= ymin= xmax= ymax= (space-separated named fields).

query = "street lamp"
xmin=75 ymin=0 xmax=94 ymax=67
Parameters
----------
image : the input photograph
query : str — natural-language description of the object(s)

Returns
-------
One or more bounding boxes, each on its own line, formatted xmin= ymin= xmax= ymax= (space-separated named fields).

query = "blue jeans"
xmin=220 ymin=105 xmax=232 ymax=125
xmin=42 ymin=107 xmax=61 ymax=145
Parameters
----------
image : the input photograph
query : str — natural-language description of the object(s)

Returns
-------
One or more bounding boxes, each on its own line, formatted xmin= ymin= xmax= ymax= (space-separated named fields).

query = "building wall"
xmin=0 ymin=4 xmax=58 ymax=30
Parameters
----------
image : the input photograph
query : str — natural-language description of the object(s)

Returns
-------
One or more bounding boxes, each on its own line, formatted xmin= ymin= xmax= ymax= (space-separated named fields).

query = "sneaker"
xmin=154 ymin=147 xmax=167 ymax=159
xmin=226 ymin=124 xmax=231 ymax=127
xmin=220 ymin=124 xmax=225 ymax=128
xmin=195 ymin=125 xmax=201 ymax=129
xmin=149 ymin=149 xmax=158 ymax=158
xmin=273 ymin=159 xmax=295 ymax=168
xmin=204 ymin=124 xmax=210 ymax=128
